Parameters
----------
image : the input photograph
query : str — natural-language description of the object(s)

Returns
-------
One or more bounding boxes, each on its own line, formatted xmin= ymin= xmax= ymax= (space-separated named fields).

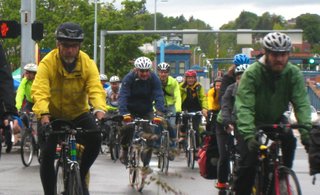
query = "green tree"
xmin=296 ymin=14 xmax=320 ymax=47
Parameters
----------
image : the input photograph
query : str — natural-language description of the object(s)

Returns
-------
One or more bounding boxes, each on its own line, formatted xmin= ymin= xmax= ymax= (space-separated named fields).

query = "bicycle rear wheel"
xmin=275 ymin=166 xmax=302 ymax=195
xmin=20 ymin=130 xmax=34 ymax=167
xmin=68 ymin=164 xmax=84 ymax=195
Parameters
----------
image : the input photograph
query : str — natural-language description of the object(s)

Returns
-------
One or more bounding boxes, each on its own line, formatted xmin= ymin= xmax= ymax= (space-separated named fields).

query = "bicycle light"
xmin=152 ymin=117 xmax=162 ymax=125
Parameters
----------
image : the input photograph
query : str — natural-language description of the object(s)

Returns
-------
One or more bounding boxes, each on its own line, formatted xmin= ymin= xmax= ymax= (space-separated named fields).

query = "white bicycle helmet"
xmin=134 ymin=56 xmax=152 ymax=70
xmin=24 ymin=63 xmax=38 ymax=72
xmin=109 ymin=75 xmax=121 ymax=83
xmin=176 ymin=76 xmax=184 ymax=83
xmin=99 ymin=74 xmax=108 ymax=81
xmin=157 ymin=62 xmax=170 ymax=71
xmin=263 ymin=32 xmax=292 ymax=52
xmin=235 ymin=64 xmax=250 ymax=75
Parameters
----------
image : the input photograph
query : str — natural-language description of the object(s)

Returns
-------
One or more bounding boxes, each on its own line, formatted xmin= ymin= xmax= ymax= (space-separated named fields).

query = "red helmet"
xmin=185 ymin=70 xmax=197 ymax=77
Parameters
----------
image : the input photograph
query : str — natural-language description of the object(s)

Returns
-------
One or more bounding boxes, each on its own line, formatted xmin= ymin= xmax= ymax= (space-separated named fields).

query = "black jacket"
xmin=0 ymin=44 xmax=17 ymax=118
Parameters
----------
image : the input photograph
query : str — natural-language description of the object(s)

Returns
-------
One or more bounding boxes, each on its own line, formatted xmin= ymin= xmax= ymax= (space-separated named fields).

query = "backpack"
xmin=309 ymin=127 xmax=320 ymax=176
xmin=198 ymin=134 xmax=219 ymax=179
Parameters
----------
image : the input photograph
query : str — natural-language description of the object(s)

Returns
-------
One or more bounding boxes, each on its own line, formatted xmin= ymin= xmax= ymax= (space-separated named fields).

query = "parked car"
xmin=288 ymin=105 xmax=320 ymax=125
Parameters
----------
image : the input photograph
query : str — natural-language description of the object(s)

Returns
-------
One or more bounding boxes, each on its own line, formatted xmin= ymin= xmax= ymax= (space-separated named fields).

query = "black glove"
xmin=246 ymin=138 xmax=260 ymax=153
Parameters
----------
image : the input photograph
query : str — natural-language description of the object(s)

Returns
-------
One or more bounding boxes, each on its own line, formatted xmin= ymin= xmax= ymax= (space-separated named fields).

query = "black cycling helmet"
xmin=55 ymin=22 xmax=84 ymax=42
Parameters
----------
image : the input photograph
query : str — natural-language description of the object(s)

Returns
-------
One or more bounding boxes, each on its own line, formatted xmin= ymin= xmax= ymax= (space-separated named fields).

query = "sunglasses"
xmin=139 ymin=69 xmax=150 ymax=73
xmin=60 ymin=42 xmax=80 ymax=48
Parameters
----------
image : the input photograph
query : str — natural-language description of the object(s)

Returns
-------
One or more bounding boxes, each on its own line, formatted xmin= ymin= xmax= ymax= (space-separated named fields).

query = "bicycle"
xmin=20 ymin=111 xmax=41 ymax=166
xmin=43 ymin=119 xmax=101 ymax=195
xmin=157 ymin=117 xmax=171 ymax=175
xmin=125 ymin=116 xmax=161 ymax=192
xmin=253 ymin=123 xmax=305 ymax=195
xmin=103 ymin=114 xmax=123 ymax=161
xmin=179 ymin=111 xmax=202 ymax=169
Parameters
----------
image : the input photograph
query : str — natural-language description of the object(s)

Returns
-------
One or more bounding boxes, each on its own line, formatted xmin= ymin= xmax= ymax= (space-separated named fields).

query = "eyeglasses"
xmin=60 ymin=42 xmax=80 ymax=48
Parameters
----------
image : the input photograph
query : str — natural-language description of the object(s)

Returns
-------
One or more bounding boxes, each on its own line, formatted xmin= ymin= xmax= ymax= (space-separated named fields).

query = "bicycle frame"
xmin=255 ymin=123 xmax=306 ymax=195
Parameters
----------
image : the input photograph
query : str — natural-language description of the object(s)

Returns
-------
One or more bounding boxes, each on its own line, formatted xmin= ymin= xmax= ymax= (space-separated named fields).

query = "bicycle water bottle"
xmin=70 ymin=135 xmax=77 ymax=161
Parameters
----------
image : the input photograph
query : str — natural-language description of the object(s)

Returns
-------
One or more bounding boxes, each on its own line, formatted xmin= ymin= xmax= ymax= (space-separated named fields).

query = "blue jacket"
xmin=119 ymin=70 xmax=165 ymax=116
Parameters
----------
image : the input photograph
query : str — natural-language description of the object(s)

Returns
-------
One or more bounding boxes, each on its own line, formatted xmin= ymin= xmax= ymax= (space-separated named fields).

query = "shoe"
xmin=168 ymin=148 xmax=176 ymax=161
xmin=119 ymin=149 xmax=128 ymax=165
xmin=215 ymin=182 xmax=229 ymax=189
xmin=6 ymin=142 xmax=12 ymax=153
xmin=141 ymin=166 xmax=153 ymax=175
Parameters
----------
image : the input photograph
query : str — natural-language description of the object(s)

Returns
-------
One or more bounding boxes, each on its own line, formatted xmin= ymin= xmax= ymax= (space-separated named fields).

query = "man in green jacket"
xmin=156 ymin=62 xmax=181 ymax=159
xmin=233 ymin=32 xmax=312 ymax=195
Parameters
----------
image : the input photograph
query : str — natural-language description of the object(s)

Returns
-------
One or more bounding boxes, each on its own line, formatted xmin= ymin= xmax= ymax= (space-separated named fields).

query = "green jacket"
xmin=235 ymin=56 xmax=311 ymax=141
xmin=180 ymin=81 xmax=208 ymax=111
xmin=162 ymin=76 xmax=182 ymax=112
xmin=16 ymin=77 xmax=33 ymax=110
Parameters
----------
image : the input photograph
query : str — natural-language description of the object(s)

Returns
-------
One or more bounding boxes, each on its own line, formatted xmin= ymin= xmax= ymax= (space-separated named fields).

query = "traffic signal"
xmin=0 ymin=20 xmax=21 ymax=38
xmin=32 ymin=21 xmax=44 ymax=41
xmin=309 ymin=58 xmax=315 ymax=64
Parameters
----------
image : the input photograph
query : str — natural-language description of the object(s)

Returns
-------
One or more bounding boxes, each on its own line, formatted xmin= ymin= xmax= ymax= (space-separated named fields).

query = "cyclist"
xmin=102 ymin=75 xmax=121 ymax=145
xmin=106 ymin=75 xmax=121 ymax=112
xmin=233 ymin=32 xmax=312 ymax=195
xmin=156 ymin=62 xmax=181 ymax=160
xmin=16 ymin=63 xmax=37 ymax=112
xmin=100 ymin=73 xmax=109 ymax=92
xmin=218 ymin=54 xmax=250 ymax=104
xmin=179 ymin=70 xmax=208 ymax=149
xmin=215 ymin=63 xmax=250 ymax=190
xmin=31 ymin=22 xmax=107 ymax=195
xmin=206 ymin=77 xmax=222 ymax=132
xmin=0 ymin=43 xmax=18 ymax=153
xmin=118 ymin=56 xmax=166 ymax=175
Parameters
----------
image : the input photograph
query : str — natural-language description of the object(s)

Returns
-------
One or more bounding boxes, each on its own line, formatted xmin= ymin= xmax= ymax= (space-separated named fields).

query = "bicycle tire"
xmin=68 ymin=164 xmax=84 ymax=195
xmin=20 ymin=130 xmax=34 ymax=167
xmin=187 ymin=130 xmax=196 ymax=169
xmin=129 ymin=146 xmax=139 ymax=186
xmin=274 ymin=166 xmax=302 ymax=195
xmin=162 ymin=132 xmax=170 ymax=174
xmin=55 ymin=160 xmax=66 ymax=195
xmin=109 ymin=128 xmax=120 ymax=161
xmin=0 ymin=129 xmax=2 ymax=158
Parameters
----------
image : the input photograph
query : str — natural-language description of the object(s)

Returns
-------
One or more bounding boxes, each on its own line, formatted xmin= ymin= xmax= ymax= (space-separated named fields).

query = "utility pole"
xmin=21 ymin=0 xmax=36 ymax=69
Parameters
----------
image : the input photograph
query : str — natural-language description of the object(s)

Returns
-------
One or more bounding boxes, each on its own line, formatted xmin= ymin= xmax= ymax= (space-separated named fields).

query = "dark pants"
xmin=120 ymin=112 xmax=154 ymax=166
xmin=206 ymin=110 xmax=219 ymax=132
xmin=233 ymin=128 xmax=297 ymax=195
xmin=39 ymin=112 xmax=101 ymax=195
xmin=216 ymin=122 xmax=233 ymax=183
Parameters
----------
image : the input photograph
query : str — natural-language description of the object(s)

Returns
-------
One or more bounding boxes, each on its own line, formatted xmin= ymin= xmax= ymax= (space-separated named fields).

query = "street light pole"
xmin=93 ymin=0 xmax=98 ymax=63
xmin=199 ymin=53 xmax=206 ymax=66
xmin=193 ymin=46 xmax=201 ymax=65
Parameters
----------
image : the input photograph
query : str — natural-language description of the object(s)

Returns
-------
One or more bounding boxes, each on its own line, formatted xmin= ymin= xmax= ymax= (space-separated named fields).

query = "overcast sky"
xmin=103 ymin=0 xmax=320 ymax=29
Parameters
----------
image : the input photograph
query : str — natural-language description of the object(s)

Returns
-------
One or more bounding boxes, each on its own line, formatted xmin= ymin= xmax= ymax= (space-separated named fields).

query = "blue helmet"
xmin=233 ymin=54 xmax=250 ymax=66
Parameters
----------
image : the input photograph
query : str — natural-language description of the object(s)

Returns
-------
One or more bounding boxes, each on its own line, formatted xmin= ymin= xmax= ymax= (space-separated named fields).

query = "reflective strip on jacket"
xmin=31 ymin=49 xmax=107 ymax=120
xmin=235 ymin=55 xmax=312 ymax=141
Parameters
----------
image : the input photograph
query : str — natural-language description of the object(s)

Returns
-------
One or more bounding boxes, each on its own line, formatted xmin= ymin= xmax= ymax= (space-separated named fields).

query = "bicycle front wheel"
xmin=20 ymin=131 xmax=34 ymax=167
xmin=160 ymin=133 xmax=170 ymax=174
xmin=275 ymin=166 xmax=302 ymax=195
xmin=187 ymin=130 xmax=196 ymax=169
xmin=68 ymin=164 xmax=84 ymax=195
xmin=55 ymin=160 xmax=66 ymax=195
